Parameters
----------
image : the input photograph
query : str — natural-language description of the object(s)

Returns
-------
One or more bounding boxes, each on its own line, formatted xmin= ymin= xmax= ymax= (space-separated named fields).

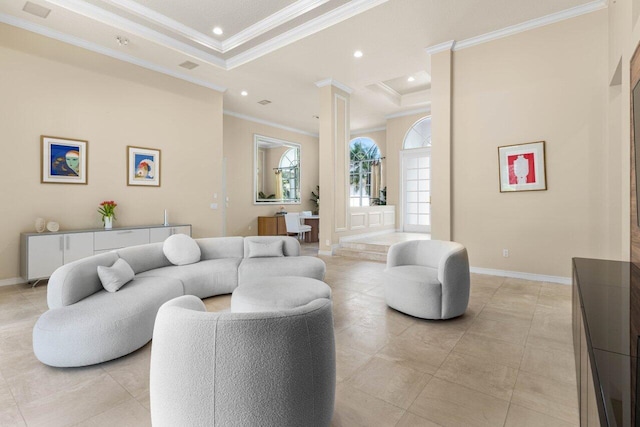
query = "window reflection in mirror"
xmin=254 ymin=135 xmax=301 ymax=204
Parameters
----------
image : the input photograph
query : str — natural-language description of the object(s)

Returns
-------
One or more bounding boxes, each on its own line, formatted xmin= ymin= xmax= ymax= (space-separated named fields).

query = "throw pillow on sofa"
xmin=247 ymin=240 xmax=284 ymax=258
xmin=163 ymin=234 xmax=201 ymax=266
xmin=97 ymin=258 xmax=135 ymax=292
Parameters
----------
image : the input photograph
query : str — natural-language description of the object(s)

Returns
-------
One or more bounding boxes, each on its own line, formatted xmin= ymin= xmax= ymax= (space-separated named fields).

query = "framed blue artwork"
xmin=41 ymin=136 xmax=88 ymax=184
xmin=127 ymin=146 xmax=161 ymax=187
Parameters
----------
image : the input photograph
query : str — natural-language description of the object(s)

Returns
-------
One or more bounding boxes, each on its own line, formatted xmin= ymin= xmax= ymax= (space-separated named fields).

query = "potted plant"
xmin=310 ymin=186 xmax=319 ymax=215
xmin=98 ymin=200 xmax=117 ymax=229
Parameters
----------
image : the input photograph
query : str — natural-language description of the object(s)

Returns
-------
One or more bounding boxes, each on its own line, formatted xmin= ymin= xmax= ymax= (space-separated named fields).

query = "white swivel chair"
xmin=150 ymin=295 xmax=336 ymax=427
xmin=285 ymin=213 xmax=312 ymax=241
xmin=384 ymin=240 xmax=470 ymax=319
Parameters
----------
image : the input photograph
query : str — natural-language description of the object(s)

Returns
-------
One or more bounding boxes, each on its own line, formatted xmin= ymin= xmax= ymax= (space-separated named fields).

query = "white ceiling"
xmin=0 ymin=0 xmax=603 ymax=135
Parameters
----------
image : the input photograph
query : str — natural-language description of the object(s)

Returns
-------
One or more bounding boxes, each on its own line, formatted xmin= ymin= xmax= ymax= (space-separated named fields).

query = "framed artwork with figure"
xmin=127 ymin=146 xmax=161 ymax=187
xmin=41 ymin=136 xmax=88 ymax=184
xmin=498 ymin=141 xmax=546 ymax=192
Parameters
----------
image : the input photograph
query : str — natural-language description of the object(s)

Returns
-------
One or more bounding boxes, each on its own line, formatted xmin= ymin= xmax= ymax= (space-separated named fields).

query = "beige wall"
xmin=449 ymin=11 xmax=612 ymax=277
xmin=0 ymin=24 xmax=224 ymax=282
xmin=222 ymin=114 xmax=319 ymax=237
xmin=609 ymin=0 xmax=638 ymax=261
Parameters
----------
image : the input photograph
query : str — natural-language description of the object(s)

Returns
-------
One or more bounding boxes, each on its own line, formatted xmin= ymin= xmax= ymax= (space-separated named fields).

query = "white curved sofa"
xmin=33 ymin=236 xmax=326 ymax=367
xmin=151 ymin=295 xmax=335 ymax=427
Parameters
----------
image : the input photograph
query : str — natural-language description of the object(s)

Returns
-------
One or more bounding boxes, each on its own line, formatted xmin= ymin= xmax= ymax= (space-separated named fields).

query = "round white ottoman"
xmin=231 ymin=276 xmax=332 ymax=313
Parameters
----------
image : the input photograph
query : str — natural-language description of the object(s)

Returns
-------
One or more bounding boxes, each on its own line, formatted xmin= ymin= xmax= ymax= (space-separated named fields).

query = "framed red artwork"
xmin=498 ymin=141 xmax=547 ymax=192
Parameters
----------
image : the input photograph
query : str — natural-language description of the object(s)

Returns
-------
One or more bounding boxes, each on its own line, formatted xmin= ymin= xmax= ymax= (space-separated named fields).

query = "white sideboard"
xmin=21 ymin=224 xmax=191 ymax=282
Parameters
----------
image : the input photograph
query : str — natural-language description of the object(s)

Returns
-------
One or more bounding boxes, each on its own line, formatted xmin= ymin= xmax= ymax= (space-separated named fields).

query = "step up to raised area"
xmin=334 ymin=241 xmax=390 ymax=262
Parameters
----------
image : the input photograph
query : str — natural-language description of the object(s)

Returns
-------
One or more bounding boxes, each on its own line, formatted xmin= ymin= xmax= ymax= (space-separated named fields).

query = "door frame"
xmin=400 ymin=148 xmax=431 ymax=233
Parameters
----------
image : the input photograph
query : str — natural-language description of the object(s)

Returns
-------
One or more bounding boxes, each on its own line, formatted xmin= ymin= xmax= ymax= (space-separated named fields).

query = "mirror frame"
xmin=253 ymin=134 xmax=302 ymax=205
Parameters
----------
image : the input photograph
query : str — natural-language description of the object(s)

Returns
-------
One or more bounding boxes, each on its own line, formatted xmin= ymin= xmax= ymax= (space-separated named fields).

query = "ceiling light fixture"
xmin=258 ymin=100 xmax=272 ymax=105
xmin=213 ymin=27 xmax=223 ymax=35
xmin=115 ymin=36 xmax=129 ymax=46
xmin=407 ymin=76 xmax=415 ymax=82
xmin=353 ymin=50 xmax=363 ymax=58
xmin=241 ymin=91 xmax=248 ymax=96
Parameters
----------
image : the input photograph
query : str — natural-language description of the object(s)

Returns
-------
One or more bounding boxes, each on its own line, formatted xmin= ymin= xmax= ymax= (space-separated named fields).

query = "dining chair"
xmin=284 ymin=213 xmax=312 ymax=241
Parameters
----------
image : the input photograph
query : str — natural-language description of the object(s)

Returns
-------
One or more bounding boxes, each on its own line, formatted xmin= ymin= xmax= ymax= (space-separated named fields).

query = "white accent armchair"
xmin=150 ymin=295 xmax=336 ymax=427
xmin=383 ymin=240 xmax=470 ymax=319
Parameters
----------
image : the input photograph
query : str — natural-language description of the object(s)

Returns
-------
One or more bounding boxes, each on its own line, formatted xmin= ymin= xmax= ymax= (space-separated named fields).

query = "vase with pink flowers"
xmin=98 ymin=200 xmax=117 ymax=229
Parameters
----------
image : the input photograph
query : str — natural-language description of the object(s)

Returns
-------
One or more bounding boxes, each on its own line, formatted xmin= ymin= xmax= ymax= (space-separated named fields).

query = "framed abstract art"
xmin=127 ymin=146 xmax=161 ymax=187
xmin=498 ymin=141 xmax=547 ymax=192
xmin=41 ymin=136 xmax=88 ymax=184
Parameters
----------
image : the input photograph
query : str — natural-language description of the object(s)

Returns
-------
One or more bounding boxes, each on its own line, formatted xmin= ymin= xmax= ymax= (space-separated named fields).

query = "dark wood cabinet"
xmin=257 ymin=215 xmax=319 ymax=243
xmin=573 ymin=258 xmax=636 ymax=426
xmin=258 ymin=216 xmax=287 ymax=236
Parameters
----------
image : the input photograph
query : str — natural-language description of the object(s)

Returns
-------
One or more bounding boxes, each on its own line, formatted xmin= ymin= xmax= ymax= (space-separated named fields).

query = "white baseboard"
xmin=470 ymin=267 xmax=571 ymax=285
xmin=0 ymin=277 xmax=26 ymax=287
xmin=318 ymin=250 xmax=334 ymax=256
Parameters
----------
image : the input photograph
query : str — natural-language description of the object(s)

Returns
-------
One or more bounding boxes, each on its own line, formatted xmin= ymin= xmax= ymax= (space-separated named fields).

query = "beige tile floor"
xmin=0 ymin=242 xmax=577 ymax=426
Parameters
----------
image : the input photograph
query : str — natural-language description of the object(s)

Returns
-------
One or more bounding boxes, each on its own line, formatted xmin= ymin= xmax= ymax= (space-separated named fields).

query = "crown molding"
xmin=351 ymin=126 xmax=386 ymax=136
xmin=104 ymin=0 xmax=330 ymax=54
xmin=45 ymin=0 xmax=227 ymax=68
xmin=401 ymin=89 xmax=431 ymax=107
xmin=315 ymin=78 xmax=354 ymax=94
xmin=454 ymin=0 xmax=607 ymax=51
xmin=385 ymin=107 xmax=430 ymax=120
xmin=374 ymin=82 xmax=401 ymax=105
xmin=225 ymin=0 xmax=389 ymax=69
xmin=223 ymin=110 xmax=318 ymax=138
xmin=223 ymin=0 xmax=330 ymax=52
xmin=103 ymin=0 xmax=223 ymax=52
xmin=424 ymin=40 xmax=455 ymax=56
xmin=45 ymin=0 xmax=388 ymax=71
xmin=0 ymin=13 xmax=227 ymax=93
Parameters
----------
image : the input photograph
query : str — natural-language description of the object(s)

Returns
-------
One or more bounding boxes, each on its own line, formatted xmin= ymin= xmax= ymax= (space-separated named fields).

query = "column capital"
xmin=424 ymin=40 xmax=456 ymax=56
xmin=314 ymin=78 xmax=353 ymax=95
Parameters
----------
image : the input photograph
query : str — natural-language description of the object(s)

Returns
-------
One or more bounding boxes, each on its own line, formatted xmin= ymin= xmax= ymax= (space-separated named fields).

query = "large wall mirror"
xmin=254 ymin=134 xmax=301 ymax=204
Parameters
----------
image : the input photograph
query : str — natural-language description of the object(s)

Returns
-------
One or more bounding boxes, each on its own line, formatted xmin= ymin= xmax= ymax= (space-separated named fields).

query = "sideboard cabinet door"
xmin=26 ymin=235 xmax=63 ymax=280
xmin=64 ymin=233 xmax=94 ymax=264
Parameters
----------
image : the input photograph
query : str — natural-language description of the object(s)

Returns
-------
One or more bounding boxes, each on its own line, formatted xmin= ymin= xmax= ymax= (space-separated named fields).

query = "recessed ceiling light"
xmin=241 ymin=91 xmax=248 ymax=96
xmin=407 ymin=76 xmax=415 ymax=82
xmin=213 ymin=27 xmax=223 ymax=35
xmin=353 ymin=50 xmax=363 ymax=58
xmin=22 ymin=1 xmax=51 ymax=19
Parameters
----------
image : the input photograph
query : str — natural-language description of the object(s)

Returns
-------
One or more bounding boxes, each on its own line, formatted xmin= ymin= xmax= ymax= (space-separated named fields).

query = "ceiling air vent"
xmin=179 ymin=61 xmax=199 ymax=70
xmin=23 ymin=1 xmax=51 ymax=18
xmin=258 ymin=100 xmax=272 ymax=105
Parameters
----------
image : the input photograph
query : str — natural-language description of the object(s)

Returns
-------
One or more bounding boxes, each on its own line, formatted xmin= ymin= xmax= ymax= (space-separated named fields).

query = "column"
xmin=315 ymin=79 xmax=352 ymax=255
xmin=426 ymin=41 xmax=454 ymax=240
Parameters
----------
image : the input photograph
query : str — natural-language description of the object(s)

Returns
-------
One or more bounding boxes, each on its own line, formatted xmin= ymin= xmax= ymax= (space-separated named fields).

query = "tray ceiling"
xmin=0 ymin=0 xmax=605 ymax=134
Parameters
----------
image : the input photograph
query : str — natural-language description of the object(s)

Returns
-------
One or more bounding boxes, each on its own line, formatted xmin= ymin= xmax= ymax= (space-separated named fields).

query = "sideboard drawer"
xmin=94 ymin=229 xmax=149 ymax=251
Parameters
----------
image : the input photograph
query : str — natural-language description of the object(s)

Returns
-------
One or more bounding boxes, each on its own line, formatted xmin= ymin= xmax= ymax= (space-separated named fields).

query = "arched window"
xmin=401 ymin=116 xmax=431 ymax=232
xmin=279 ymin=148 xmax=299 ymax=200
xmin=403 ymin=116 xmax=431 ymax=149
xmin=349 ymin=137 xmax=382 ymax=207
